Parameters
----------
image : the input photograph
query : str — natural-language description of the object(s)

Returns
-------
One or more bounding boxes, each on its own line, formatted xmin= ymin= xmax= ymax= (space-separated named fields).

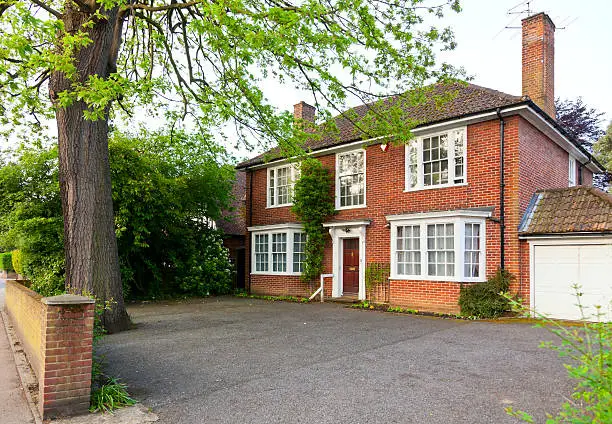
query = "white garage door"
xmin=533 ymin=243 xmax=612 ymax=321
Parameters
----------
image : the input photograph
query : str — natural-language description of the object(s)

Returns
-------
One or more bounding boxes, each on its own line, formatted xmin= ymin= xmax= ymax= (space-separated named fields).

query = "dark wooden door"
xmin=342 ymin=238 xmax=360 ymax=295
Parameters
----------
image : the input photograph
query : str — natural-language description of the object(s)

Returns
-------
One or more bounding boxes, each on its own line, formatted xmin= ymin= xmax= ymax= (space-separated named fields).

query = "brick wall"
xmin=4 ymin=281 xmax=94 ymax=419
xmin=245 ymin=114 xmax=589 ymax=313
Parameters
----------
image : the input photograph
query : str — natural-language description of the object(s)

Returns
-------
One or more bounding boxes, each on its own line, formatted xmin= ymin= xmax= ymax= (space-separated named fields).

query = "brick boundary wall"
xmin=4 ymin=281 xmax=94 ymax=419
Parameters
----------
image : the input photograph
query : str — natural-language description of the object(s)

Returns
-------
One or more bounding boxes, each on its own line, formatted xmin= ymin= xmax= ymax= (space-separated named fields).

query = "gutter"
xmin=496 ymin=108 xmax=506 ymax=270
xmin=247 ymin=170 xmax=253 ymax=294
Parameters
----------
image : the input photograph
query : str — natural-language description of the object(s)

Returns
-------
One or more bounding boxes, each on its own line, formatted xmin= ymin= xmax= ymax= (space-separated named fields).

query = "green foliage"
xmin=594 ymin=121 xmax=612 ymax=178
xmin=0 ymin=252 xmax=13 ymax=271
xmin=364 ymin=262 xmax=390 ymax=289
xmin=235 ymin=293 xmax=310 ymax=303
xmin=0 ymin=131 xmax=235 ymax=299
xmin=505 ymin=290 xmax=612 ymax=423
xmin=90 ymin=378 xmax=137 ymax=413
xmin=0 ymin=0 xmax=462 ymax=152
xmin=458 ymin=269 xmax=513 ymax=318
xmin=11 ymin=250 xmax=23 ymax=275
xmin=291 ymin=158 xmax=336 ymax=282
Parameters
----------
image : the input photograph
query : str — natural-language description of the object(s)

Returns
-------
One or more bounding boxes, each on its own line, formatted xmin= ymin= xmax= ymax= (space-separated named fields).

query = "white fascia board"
xmin=322 ymin=220 xmax=371 ymax=228
xmin=244 ymin=103 xmax=601 ymax=173
xmin=245 ymin=135 xmax=390 ymax=171
xmin=247 ymin=223 xmax=303 ymax=232
xmin=386 ymin=209 xmax=493 ymax=222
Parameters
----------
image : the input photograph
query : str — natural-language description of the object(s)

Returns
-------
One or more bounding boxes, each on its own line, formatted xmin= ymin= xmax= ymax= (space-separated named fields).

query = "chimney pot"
xmin=293 ymin=101 xmax=316 ymax=124
xmin=522 ymin=12 xmax=556 ymax=119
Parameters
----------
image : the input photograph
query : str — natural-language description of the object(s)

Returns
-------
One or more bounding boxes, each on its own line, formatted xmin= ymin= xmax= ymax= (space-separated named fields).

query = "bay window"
xmin=406 ymin=127 xmax=466 ymax=190
xmin=389 ymin=211 xmax=488 ymax=282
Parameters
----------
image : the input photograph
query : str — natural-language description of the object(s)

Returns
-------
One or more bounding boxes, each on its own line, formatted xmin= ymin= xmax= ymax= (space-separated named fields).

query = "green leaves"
xmin=291 ymin=158 xmax=335 ymax=282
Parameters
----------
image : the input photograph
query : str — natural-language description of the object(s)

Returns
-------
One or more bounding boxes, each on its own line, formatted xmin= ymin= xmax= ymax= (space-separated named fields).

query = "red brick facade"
xmin=244 ymin=115 xmax=594 ymax=313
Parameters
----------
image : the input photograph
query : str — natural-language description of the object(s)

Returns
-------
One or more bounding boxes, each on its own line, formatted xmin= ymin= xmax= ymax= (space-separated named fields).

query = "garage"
xmin=531 ymin=241 xmax=612 ymax=321
xmin=520 ymin=187 xmax=612 ymax=322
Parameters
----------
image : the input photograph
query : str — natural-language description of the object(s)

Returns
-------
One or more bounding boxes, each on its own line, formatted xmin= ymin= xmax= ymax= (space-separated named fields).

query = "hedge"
xmin=0 ymin=252 xmax=13 ymax=271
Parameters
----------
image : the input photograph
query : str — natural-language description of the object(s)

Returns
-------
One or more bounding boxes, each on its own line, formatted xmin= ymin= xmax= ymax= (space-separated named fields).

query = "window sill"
xmin=389 ymin=275 xmax=486 ymax=283
xmin=266 ymin=203 xmax=293 ymax=209
xmin=336 ymin=204 xmax=367 ymax=211
xmin=404 ymin=182 xmax=468 ymax=193
xmin=250 ymin=272 xmax=302 ymax=277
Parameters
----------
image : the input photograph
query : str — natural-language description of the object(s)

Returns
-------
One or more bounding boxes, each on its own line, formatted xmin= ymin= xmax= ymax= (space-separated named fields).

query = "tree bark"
xmin=49 ymin=5 xmax=130 ymax=333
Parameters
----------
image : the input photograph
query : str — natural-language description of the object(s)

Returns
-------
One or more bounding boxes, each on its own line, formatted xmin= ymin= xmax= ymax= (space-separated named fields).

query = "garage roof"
xmin=520 ymin=186 xmax=612 ymax=235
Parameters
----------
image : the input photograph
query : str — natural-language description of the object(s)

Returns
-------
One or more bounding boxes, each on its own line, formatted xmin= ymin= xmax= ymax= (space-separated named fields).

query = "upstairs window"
xmin=568 ymin=156 xmax=577 ymax=187
xmin=406 ymin=128 xmax=466 ymax=191
xmin=337 ymin=150 xmax=365 ymax=208
xmin=268 ymin=164 xmax=299 ymax=207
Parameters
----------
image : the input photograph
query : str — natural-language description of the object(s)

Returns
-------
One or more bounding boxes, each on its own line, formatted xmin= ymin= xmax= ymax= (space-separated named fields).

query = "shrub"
xmin=0 ymin=252 xmax=12 ymax=271
xmin=505 ymin=291 xmax=612 ymax=423
xmin=11 ymin=249 xmax=23 ymax=275
xmin=458 ymin=269 xmax=513 ymax=318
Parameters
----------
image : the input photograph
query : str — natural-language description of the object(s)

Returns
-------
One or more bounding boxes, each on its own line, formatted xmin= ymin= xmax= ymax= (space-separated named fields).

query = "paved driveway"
xmin=99 ymin=297 xmax=572 ymax=424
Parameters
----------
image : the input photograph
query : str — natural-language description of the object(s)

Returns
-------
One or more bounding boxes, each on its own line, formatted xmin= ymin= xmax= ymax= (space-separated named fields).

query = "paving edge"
xmin=1 ymin=309 xmax=43 ymax=424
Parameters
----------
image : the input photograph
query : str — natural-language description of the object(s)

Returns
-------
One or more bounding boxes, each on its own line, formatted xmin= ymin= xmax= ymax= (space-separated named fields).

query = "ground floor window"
xmin=251 ymin=228 xmax=306 ymax=275
xmin=389 ymin=212 xmax=487 ymax=282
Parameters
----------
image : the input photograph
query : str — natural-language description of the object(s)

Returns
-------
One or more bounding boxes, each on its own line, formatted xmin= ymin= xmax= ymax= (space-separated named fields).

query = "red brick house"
xmin=236 ymin=13 xmax=608 ymax=316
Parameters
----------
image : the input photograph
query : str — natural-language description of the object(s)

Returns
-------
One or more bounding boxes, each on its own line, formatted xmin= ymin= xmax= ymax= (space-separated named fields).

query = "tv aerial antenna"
xmin=493 ymin=0 xmax=576 ymax=40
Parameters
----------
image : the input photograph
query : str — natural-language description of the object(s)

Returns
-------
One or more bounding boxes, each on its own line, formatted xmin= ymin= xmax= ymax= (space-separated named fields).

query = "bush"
xmin=11 ymin=249 xmax=23 ymax=275
xmin=0 ymin=252 xmax=12 ymax=271
xmin=458 ymin=269 xmax=513 ymax=318
xmin=506 ymin=291 xmax=612 ymax=423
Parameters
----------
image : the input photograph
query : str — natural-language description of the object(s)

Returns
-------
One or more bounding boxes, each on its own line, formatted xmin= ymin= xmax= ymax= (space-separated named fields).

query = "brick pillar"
xmin=40 ymin=295 xmax=95 ymax=419
xmin=522 ymin=12 xmax=556 ymax=119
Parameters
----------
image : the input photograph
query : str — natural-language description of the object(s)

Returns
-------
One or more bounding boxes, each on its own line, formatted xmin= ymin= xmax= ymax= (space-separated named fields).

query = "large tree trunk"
xmin=49 ymin=5 xmax=130 ymax=333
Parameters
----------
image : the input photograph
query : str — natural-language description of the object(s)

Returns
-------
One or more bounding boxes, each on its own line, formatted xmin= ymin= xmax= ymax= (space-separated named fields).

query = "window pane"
xmin=396 ymin=225 xmax=421 ymax=276
xmin=427 ymin=223 xmax=455 ymax=276
xmin=293 ymin=232 xmax=306 ymax=273
xmin=464 ymin=223 xmax=481 ymax=278
xmin=272 ymin=233 xmax=287 ymax=272
xmin=338 ymin=151 xmax=365 ymax=207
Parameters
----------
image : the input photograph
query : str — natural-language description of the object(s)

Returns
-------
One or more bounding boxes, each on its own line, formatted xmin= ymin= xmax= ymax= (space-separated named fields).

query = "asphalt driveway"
xmin=99 ymin=297 xmax=573 ymax=424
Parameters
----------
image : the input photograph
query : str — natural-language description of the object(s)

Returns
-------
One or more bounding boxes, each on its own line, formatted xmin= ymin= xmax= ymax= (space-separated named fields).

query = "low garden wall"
xmin=4 ymin=281 xmax=95 ymax=419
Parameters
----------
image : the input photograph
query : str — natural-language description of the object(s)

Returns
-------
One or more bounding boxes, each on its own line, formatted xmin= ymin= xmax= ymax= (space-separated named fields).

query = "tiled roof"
xmin=216 ymin=170 xmax=246 ymax=236
xmin=519 ymin=186 xmax=612 ymax=235
xmin=237 ymin=82 xmax=524 ymax=168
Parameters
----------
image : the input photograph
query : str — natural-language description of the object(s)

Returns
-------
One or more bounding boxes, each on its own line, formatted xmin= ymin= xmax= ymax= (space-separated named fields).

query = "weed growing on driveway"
xmin=505 ymin=292 xmax=612 ymax=423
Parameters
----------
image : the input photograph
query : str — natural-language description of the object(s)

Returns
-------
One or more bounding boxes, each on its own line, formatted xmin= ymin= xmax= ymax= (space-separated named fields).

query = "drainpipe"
xmin=247 ymin=170 xmax=253 ymax=293
xmin=496 ymin=108 xmax=506 ymax=270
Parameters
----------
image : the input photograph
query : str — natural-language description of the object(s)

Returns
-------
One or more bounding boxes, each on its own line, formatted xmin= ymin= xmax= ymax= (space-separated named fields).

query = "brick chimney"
xmin=522 ymin=12 xmax=556 ymax=119
xmin=293 ymin=101 xmax=316 ymax=124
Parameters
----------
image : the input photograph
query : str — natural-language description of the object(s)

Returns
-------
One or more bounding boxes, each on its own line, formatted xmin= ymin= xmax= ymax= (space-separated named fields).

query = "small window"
xmin=268 ymin=165 xmax=298 ymax=207
xmin=271 ymin=233 xmax=287 ymax=272
xmin=464 ymin=223 xmax=481 ymax=278
xmin=423 ymin=134 xmax=449 ymax=186
xmin=568 ymin=156 xmax=577 ymax=187
xmin=293 ymin=233 xmax=307 ymax=273
xmin=396 ymin=225 xmax=421 ymax=276
xmin=337 ymin=150 xmax=365 ymax=208
xmin=426 ymin=223 xmax=455 ymax=277
xmin=254 ymin=234 xmax=269 ymax=272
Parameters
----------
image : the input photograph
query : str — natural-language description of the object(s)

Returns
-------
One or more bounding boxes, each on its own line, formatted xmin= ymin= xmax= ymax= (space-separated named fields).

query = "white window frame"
xmin=388 ymin=211 xmax=487 ymax=282
xmin=249 ymin=225 xmax=306 ymax=275
xmin=267 ymin=164 xmax=299 ymax=208
xmin=405 ymin=127 xmax=467 ymax=192
xmin=335 ymin=149 xmax=366 ymax=210
xmin=568 ymin=156 xmax=577 ymax=187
